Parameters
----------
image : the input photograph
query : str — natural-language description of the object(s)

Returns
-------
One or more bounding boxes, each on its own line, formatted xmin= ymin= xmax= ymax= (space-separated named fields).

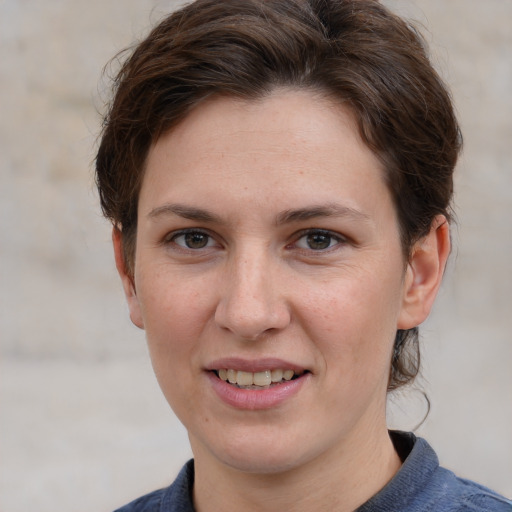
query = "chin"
xmin=195 ymin=428 xmax=319 ymax=476
xmin=221 ymin=449 xmax=305 ymax=475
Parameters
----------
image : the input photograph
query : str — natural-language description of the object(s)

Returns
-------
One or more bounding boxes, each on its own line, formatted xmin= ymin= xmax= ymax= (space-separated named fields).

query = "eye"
xmin=294 ymin=230 xmax=344 ymax=251
xmin=171 ymin=230 xmax=216 ymax=250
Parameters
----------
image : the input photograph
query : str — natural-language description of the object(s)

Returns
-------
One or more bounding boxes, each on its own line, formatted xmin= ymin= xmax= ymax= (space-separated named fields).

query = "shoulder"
xmin=112 ymin=460 xmax=196 ymax=512
xmin=361 ymin=432 xmax=512 ymax=512
xmin=113 ymin=488 xmax=165 ymax=512
xmin=431 ymin=471 xmax=512 ymax=512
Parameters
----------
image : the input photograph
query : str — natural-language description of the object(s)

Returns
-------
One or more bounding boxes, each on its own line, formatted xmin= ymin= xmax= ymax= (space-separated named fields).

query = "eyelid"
xmin=161 ymin=227 xmax=348 ymax=252
xmin=163 ymin=227 xmax=222 ymax=250
xmin=289 ymin=228 xmax=348 ymax=251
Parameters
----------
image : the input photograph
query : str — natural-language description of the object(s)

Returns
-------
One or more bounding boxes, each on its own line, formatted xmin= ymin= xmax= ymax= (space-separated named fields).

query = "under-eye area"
xmin=214 ymin=369 xmax=308 ymax=389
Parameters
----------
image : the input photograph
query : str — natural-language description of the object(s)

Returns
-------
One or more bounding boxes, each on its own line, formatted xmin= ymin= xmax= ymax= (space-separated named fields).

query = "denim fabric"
xmin=113 ymin=432 xmax=512 ymax=511
xmin=357 ymin=432 xmax=512 ymax=512
xmin=114 ymin=461 xmax=195 ymax=512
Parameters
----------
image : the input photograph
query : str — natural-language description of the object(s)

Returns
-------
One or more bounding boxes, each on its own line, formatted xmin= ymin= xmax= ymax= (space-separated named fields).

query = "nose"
xmin=214 ymin=250 xmax=291 ymax=340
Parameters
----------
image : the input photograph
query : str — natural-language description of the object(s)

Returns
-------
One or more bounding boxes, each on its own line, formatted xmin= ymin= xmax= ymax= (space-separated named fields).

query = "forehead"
xmin=140 ymin=89 xmax=392 ymax=222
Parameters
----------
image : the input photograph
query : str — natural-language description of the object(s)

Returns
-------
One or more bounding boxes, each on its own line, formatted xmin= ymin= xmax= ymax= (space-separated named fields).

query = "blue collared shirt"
xmin=114 ymin=431 xmax=512 ymax=511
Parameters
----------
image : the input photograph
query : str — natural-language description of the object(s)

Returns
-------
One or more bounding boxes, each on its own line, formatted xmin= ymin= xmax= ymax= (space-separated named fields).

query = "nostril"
xmin=214 ymin=296 xmax=292 ymax=340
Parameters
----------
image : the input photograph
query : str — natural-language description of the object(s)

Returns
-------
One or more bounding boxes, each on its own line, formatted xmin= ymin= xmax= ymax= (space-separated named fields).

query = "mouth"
xmin=207 ymin=360 xmax=310 ymax=409
xmin=213 ymin=368 xmax=306 ymax=389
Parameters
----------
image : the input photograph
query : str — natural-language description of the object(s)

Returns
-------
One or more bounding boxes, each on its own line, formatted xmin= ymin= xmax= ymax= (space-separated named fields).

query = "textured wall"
xmin=1 ymin=1 xmax=511 ymax=510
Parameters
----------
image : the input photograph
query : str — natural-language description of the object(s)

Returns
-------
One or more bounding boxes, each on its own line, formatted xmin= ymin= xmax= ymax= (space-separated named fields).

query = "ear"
xmin=112 ymin=227 xmax=144 ymax=329
xmin=397 ymin=215 xmax=451 ymax=330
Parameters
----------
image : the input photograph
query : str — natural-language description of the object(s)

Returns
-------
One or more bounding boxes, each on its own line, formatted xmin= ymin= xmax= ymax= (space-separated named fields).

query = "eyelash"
xmin=290 ymin=229 xmax=347 ymax=252
xmin=166 ymin=229 xmax=219 ymax=251
xmin=164 ymin=228 xmax=347 ymax=254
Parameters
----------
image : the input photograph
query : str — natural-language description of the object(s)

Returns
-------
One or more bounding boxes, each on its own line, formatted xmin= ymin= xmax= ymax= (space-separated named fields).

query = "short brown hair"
xmin=96 ymin=0 xmax=462 ymax=390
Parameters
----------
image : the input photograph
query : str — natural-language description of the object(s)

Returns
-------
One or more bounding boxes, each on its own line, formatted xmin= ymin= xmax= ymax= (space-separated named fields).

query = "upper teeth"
xmin=218 ymin=369 xmax=297 ymax=387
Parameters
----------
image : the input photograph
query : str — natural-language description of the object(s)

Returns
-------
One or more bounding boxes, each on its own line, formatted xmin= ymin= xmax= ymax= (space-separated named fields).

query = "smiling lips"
xmin=216 ymin=368 xmax=303 ymax=388
xmin=207 ymin=359 xmax=309 ymax=409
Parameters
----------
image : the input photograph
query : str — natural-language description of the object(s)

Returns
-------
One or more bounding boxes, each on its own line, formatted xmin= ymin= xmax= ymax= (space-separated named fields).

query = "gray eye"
xmin=295 ymin=231 xmax=340 ymax=251
xmin=306 ymin=233 xmax=333 ymax=250
xmin=185 ymin=232 xmax=209 ymax=248
xmin=173 ymin=231 xmax=214 ymax=249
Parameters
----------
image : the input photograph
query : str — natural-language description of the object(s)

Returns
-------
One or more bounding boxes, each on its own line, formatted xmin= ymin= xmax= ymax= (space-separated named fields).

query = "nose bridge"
xmin=215 ymin=242 xmax=289 ymax=339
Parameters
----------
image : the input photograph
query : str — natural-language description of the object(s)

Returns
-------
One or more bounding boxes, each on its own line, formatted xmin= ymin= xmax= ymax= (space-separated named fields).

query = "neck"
xmin=192 ymin=426 xmax=401 ymax=512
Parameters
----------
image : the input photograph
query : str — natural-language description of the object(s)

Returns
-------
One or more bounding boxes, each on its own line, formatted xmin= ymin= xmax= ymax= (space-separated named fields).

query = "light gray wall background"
xmin=1 ymin=1 xmax=511 ymax=511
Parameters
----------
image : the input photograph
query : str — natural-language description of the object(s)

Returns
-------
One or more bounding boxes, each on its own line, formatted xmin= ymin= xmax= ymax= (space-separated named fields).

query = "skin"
xmin=114 ymin=90 xmax=450 ymax=511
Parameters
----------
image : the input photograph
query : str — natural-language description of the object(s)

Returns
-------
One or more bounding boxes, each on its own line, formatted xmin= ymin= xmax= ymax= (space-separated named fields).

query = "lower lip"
xmin=206 ymin=372 xmax=309 ymax=410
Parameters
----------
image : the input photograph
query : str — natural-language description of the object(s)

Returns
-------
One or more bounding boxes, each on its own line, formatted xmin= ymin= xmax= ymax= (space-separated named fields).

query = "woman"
xmin=95 ymin=0 xmax=511 ymax=510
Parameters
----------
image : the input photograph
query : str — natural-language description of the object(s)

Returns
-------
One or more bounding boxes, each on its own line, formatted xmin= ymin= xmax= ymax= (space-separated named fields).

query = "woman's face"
xmin=119 ymin=90 xmax=420 ymax=474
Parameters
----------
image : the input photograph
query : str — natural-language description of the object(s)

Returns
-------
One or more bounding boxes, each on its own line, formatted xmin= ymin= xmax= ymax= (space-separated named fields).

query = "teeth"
xmin=236 ymin=371 xmax=253 ymax=386
xmin=227 ymin=369 xmax=237 ymax=384
xmin=271 ymin=369 xmax=283 ymax=382
xmin=253 ymin=370 xmax=272 ymax=386
xmin=217 ymin=368 xmax=302 ymax=387
xmin=283 ymin=370 xmax=294 ymax=381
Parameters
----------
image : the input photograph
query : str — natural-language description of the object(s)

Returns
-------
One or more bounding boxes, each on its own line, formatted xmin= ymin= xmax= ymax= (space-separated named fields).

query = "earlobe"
xmin=397 ymin=215 xmax=451 ymax=330
xmin=112 ymin=227 xmax=145 ymax=330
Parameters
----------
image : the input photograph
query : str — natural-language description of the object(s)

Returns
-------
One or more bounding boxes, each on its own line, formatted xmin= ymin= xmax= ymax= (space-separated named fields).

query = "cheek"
xmin=136 ymin=269 xmax=214 ymax=356
xmin=300 ymin=271 xmax=401 ymax=364
xmin=136 ymin=274 xmax=214 ymax=414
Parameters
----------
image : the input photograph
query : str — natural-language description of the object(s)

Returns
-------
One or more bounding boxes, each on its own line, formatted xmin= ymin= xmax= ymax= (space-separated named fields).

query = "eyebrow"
xmin=275 ymin=203 xmax=370 ymax=225
xmin=147 ymin=202 xmax=370 ymax=225
xmin=148 ymin=203 xmax=222 ymax=223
